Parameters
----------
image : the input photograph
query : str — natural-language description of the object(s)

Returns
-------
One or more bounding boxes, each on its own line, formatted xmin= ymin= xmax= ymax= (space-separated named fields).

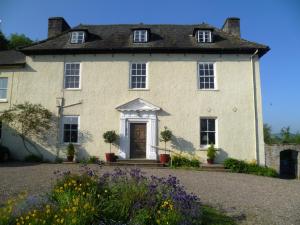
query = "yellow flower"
xmin=72 ymin=207 xmax=77 ymax=212
xmin=72 ymin=218 xmax=77 ymax=223
xmin=60 ymin=218 xmax=64 ymax=223
xmin=17 ymin=223 xmax=20 ymax=225
xmin=54 ymin=214 xmax=58 ymax=218
xmin=82 ymin=192 xmax=85 ymax=195
xmin=46 ymin=209 xmax=50 ymax=214
xmin=26 ymin=216 xmax=29 ymax=220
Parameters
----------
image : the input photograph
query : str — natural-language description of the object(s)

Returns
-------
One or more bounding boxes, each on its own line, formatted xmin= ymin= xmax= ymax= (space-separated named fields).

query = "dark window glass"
xmin=200 ymin=119 xmax=216 ymax=145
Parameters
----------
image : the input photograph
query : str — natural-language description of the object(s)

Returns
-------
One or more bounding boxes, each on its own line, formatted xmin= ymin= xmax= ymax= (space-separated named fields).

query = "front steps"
xmin=106 ymin=159 xmax=165 ymax=167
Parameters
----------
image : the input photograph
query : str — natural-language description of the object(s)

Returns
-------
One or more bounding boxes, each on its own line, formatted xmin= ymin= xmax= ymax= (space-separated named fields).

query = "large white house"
xmin=0 ymin=17 xmax=269 ymax=164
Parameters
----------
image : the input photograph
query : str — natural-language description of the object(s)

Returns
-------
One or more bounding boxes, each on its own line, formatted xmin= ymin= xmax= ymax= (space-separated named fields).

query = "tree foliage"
xmin=0 ymin=31 xmax=9 ymax=50
xmin=8 ymin=33 xmax=33 ymax=49
xmin=160 ymin=126 xmax=173 ymax=153
xmin=264 ymin=123 xmax=300 ymax=144
xmin=103 ymin=130 xmax=118 ymax=153
xmin=0 ymin=102 xmax=52 ymax=156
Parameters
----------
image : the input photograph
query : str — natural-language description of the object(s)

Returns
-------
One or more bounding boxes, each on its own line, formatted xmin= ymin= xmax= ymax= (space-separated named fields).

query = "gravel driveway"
xmin=0 ymin=163 xmax=300 ymax=225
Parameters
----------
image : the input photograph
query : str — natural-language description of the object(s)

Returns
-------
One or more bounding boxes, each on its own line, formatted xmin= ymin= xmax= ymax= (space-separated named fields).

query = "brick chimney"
xmin=222 ymin=17 xmax=240 ymax=38
xmin=48 ymin=17 xmax=70 ymax=38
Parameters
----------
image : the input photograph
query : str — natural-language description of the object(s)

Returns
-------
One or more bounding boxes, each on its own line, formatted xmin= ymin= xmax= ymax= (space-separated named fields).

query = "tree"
xmin=0 ymin=31 xmax=9 ymax=50
xmin=160 ymin=126 xmax=173 ymax=154
xmin=0 ymin=102 xmax=52 ymax=157
xmin=103 ymin=130 xmax=118 ymax=153
xmin=8 ymin=33 xmax=33 ymax=49
xmin=281 ymin=126 xmax=291 ymax=144
xmin=263 ymin=123 xmax=273 ymax=144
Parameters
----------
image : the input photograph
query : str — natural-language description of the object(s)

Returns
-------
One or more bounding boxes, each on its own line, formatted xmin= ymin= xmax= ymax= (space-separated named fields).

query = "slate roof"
xmin=0 ymin=50 xmax=26 ymax=67
xmin=21 ymin=24 xmax=269 ymax=57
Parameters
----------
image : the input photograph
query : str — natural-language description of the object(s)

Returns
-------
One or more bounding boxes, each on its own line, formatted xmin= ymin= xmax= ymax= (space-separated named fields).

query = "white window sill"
xmin=0 ymin=99 xmax=8 ymax=103
xmin=62 ymin=142 xmax=81 ymax=146
xmin=64 ymin=88 xmax=82 ymax=91
xmin=128 ymin=88 xmax=150 ymax=91
xmin=197 ymin=89 xmax=219 ymax=92
xmin=199 ymin=146 xmax=219 ymax=151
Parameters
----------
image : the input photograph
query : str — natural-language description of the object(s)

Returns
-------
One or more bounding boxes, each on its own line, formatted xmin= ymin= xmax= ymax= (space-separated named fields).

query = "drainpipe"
xmin=250 ymin=49 xmax=260 ymax=164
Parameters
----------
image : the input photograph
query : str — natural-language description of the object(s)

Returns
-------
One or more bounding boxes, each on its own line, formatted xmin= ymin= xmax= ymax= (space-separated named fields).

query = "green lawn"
xmin=202 ymin=206 xmax=236 ymax=225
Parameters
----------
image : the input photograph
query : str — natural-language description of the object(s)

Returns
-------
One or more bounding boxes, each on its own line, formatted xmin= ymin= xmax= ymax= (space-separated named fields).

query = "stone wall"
xmin=265 ymin=144 xmax=300 ymax=179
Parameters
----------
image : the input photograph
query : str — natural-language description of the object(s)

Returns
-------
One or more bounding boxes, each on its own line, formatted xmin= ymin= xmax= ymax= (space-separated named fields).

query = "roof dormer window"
xmin=133 ymin=30 xmax=148 ymax=43
xmin=196 ymin=30 xmax=212 ymax=43
xmin=70 ymin=31 xmax=85 ymax=44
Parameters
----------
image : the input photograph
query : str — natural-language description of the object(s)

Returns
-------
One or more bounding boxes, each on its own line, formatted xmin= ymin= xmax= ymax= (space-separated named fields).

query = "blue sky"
xmin=0 ymin=0 xmax=299 ymax=133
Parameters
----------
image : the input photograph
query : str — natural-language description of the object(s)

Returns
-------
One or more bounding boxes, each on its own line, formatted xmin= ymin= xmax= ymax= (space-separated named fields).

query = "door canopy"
xmin=116 ymin=98 xmax=160 ymax=112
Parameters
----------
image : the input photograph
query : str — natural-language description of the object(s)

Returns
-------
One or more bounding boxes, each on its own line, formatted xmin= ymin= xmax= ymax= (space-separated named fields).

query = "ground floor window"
xmin=62 ymin=116 xmax=79 ymax=143
xmin=200 ymin=118 xmax=216 ymax=145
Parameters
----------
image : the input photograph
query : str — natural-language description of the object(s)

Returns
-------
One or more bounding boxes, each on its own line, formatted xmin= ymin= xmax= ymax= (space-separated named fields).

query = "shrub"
xmin=172 ymin=155 xmax=200 ymax=168
xmin=224 ymin=158 xmax=278 ymax=177
xmin=160 ymin=126 xmax=173 ymax=154
xmin=207 ymin=144 xmax=217 ymax=160
xmin=67 ymin=143 xmax=75 ymax=157
xmin=88 ymin=156 xmax=99 ymax=164
xmin=103 ymin=130 xmax=118 ymax=153
xmin=24 ymin=154 xmax=43 ymax=162
xmin=0 ymin=167 xmax=202 ymax=225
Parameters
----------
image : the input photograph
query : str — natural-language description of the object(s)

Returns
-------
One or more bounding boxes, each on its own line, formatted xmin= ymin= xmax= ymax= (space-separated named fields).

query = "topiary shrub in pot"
xmin=103 ymin=130 xmax=118 ymax=162
xmin=67 ymin=143 xmax=75 ymax=162
xmin=159 ymin=126 xmax=173 ymax=164
xmin=207 ymin=144 xmax=217 ymax=164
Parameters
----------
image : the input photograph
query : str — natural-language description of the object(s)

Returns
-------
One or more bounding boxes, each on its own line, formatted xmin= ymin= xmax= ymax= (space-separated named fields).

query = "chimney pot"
xmin=48 ymin=17 xmax=70 ymax=38
xmin=222 ymin=17 xmax=240 ymax=37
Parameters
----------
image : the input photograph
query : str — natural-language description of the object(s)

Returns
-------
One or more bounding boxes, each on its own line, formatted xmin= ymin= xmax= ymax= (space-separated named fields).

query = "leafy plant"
xmin=207 ymin=144 xmax=217 ymax=160
xmin=88 ymin=156 xmax=99 ymax=164
xmin=224 ymin=158 xmax=278 ymax=177
xmin=67 ymin=143 xmax=75 ymax=157
xmin=103 ymin=130 xmax=118 ymax=153
xmin=172 ymin=155 xmax=200 ymax=168
xmin=0 ymin=102 xmax=52 ymax=158
xmin=160 ymin=126 xmax=173 ymax=154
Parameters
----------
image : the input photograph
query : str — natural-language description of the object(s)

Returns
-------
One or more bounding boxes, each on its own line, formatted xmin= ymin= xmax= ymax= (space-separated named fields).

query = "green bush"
xmin=24 ymin=154 xmax=43 ymax=162
xmin=207 ymin=144 xmax=217 ymax=160
xmin=88 ymin=156 xmax=99 ymax=164
xmin=172 ymin=155 xmax=200 ymax=168
xmin=224 ymin=158 xmax=278 ymax=177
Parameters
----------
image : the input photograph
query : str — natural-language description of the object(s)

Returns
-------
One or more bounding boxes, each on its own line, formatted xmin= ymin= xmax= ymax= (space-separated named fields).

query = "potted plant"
xmin=207 ymin=144 xmax=217 ymax=164
xmin=160 ymin=126 xmax=173 ymax=164
xmin=67 ymin=143 xmax=75 ymax=162
xmin=103 ymin=130 xmax=118 ymax=162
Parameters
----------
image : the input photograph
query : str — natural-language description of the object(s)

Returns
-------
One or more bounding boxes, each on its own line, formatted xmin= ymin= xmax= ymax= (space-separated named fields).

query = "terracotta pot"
xmin=160 ymin=154 xmax=170 ymax=164
xmin=207 ymin=159 xmax=214 ymax=164
xmin=67 ymin=156 xmax=74 ymax=162
xmin=105 ymin=153 xmax=116 ymax=162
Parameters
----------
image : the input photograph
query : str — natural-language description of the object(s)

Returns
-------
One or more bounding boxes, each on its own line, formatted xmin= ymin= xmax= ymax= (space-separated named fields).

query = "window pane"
xmin=200 ymin=132 xmax=208 ymax=145
xmin=0 ymin=78 xmax=8 ymax=89
xmin=0 ymin=90 xmax=7 ymax=99
xmin=208 ymin=119 xmax=215 ymax=131
xmin=201 ymin=119 xmax=207 ymax=131
xmin=64 ymin=131 xmax=70 ymax=143
xmin=208 ymin=132 xmax=215 ymax=145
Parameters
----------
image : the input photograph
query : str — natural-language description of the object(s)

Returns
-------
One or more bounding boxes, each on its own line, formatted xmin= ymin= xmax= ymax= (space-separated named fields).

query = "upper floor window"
xmin=62 ymin=116 xmax=79 ymax=143
xmin=198 ymin=63 xmax=215 ymax=90
xmin=197 ymin=30 xmax=212 ymax=43
xmin=0 ymin=77 xmax=8 ymax=101
xmin=70 ymin=31 xmax=85 ymax=44
xmin=200 ymin=118 xmax=216 ymax=146
xmin=133 ymin=30 xmax=148 ymax=43
xmin=64 ymin=63 xmax=81 ymax=89
xmin=130 ymin=63 xmax=147 ymax=89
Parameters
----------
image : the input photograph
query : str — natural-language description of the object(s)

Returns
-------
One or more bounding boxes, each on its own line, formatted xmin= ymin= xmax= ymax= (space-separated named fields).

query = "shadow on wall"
xmin=2 ymin=116 xmax=94 ymax=162
xmin=170 ymin=135 xmax=196 ymax=156
xmin=215 ymin=148 xmax=228 ymax=163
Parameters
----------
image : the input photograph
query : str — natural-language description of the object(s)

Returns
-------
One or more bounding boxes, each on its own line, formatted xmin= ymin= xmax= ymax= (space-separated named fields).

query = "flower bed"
xmin=0 ymin=167 xmax=202 ymax=225
xmin=224 ymin=158 xmax=278 ymax=177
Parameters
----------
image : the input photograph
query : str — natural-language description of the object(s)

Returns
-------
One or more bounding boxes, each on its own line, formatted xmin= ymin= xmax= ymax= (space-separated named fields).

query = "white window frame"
xmin=0 ymin=77 xmax=8 ymax=101
xmin=133 ymin=30 xmax=148 ymax=43
xmin=64 ymin=62 xmax=81 ymax=90
xmin=198 ymin=62 xmax=217 ymax=90
xmin=200 ymin=117 xmax=218 ymax=148
xmin=197 ymin=30 xmax=212 ymax=43
xmin=129 ymin=62 xmax=148 ymax=89
xmin=62 ymin=116 xmax=80 ymax=144
xmin=70 ymin=31 xmax=85 ymax=44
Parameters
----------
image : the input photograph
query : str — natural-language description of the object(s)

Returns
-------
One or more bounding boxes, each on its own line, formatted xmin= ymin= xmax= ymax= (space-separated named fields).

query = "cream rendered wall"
xmin=0 ymin=53 xmax=264 ymax=163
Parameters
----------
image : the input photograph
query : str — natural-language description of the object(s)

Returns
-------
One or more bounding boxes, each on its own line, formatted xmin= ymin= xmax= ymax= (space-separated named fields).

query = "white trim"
xmin=119 ymin=111 xmax=158 ymax=160
xmin=0 ymin=77 xmax=8 ymax=101
xmin=129 ymin=62 xmax=148 ymax=90
xmin=70 ymin=31 xmax=85 ymax=44
xmin=64 ymin=62 xmax=82 ymax=90
xmin=197 ymin=62 xmax=217 ymax=90
xmin=133 ymin=30 xmax=148 ymax=43
xmin=196 ymin=30 xmax=212 ymax=43
xmin=61 ymin=115 xmax=80 ymax=144
xmin=199 ymin=117 xmax=218 ymax=148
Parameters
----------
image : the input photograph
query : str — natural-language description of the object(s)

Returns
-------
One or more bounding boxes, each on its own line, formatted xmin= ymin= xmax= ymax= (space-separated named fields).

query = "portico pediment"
xmin=116 ymin=98 xmax=160 ymax=112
